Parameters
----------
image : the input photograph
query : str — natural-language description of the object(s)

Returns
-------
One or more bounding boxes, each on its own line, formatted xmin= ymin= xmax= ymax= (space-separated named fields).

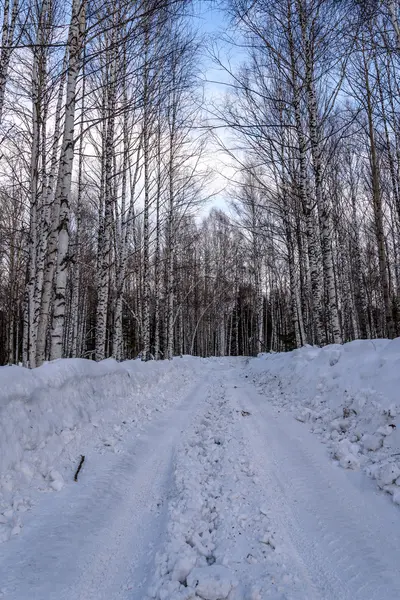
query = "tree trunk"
xmin=50 ymin=0 xmax=86 ymax=360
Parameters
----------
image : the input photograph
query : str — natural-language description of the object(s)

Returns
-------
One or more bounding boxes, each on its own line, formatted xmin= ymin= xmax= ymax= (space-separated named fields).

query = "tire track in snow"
xmin=146 ymin=370 xmax=310 ymax=599
xmin=0 ymin=379 xmax=208 ymax=600
xmin=238 ymin=375 xmax=400 ymax=600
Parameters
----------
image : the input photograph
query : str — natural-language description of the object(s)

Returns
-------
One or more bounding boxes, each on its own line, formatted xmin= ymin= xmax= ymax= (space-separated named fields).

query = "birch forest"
xmin=1 ymin=0 xmax=400 ymax=366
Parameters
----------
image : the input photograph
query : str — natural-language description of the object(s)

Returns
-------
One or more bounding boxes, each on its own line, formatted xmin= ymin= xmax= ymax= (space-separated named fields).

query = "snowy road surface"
xmin=1 ymin=359 xmax=400 ymax=599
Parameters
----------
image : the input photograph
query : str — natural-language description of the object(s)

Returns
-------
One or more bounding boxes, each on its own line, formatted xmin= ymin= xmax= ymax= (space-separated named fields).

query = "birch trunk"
xmin=287 ymin=0 xmax=323 ymax=344
xmin=50 ymin=0 xmax=86 ymax=360
xmin=26 ymin=1 xmax=53 ymax=367
xmin=141 ymin=57 xmax=151 ymax=361
xmin=166 ymin=86 xmax=177 ymax=360
xmin=296 ymin=0 xmax=341 ymax=344
xmin=0 ymin=0 xmax=19 ymax=125
xmin=388 ymin=0 xmax=400 ymax=49
xmin=35 ymin=54 xmax=68 ymax=366
xmin=166 ymin=175 xmax=175 ymax=360
xmin=26 ymin=68 xmax=39 ymax=366
xmin=69 ymin=60 xmax=85 ymax=358
xmin=96 ymin=37 xmax=116 ymax=360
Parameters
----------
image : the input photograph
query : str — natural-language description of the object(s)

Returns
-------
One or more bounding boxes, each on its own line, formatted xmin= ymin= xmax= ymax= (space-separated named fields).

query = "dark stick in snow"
xmin=74 ymin=455 xmax=85 ymax=482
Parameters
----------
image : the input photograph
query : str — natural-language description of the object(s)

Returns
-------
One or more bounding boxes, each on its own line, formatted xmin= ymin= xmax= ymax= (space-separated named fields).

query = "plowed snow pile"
xmin=0 ymin=357 xmax=199 ymax=543
xmin=146 ymin=373 xmax=308 ymax=600
xmin=249 ymin=339 xmax=400 ymax=504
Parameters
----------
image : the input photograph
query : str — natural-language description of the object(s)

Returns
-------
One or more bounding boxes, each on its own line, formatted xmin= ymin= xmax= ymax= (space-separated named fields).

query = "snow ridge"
xmin=147 ymin=373 xmax=304 ymax=600
xmin=147 ymin=380 xmax=238 ymax=600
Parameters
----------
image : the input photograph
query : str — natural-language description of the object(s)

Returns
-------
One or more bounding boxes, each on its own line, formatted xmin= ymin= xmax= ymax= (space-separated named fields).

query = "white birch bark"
xmin=306 ymin=82 xmax=341 ymax=344
xmin=96 ymin=38 xmax=116 ymax=361
xmin=35 ymin=53 xmax=68 ymax=366
xmin=112 ymin=117 xmax=128 ymax=360
xmin=287 ymin=0 xmax=323 ymax=345
xmin=153 ymin=158 xmax=162 ymax=359
xmin=287 ymin=224 xmax=302 ymax=348
xmin=166 ymin=60 xmax=178 ymax=361
xmin=219 ymin=316 xmax=225 ymax=357
xmin=68 ymin=59 xmax=85 ymax=358
xmin=153 ymin=101 xmax=162 ymax=360
xmin=50 ymin=0 xmax=86 ymax=360
xmin=0 ymin=0 xmax=19 ymax=125
xmin=141 ymin=57 xmax=151 ymax=361
xmin=166 ymin=162 xmax=175 ymax=360
xmin=26 ymin=71 xmax=39 ymax=366
xmin=25 ymin=2 xmax=50 ymax=368
xmin=296 ymin=0 xmax=341 ymax=344
xmin=388 ymin=1 xmax=400 ymax=49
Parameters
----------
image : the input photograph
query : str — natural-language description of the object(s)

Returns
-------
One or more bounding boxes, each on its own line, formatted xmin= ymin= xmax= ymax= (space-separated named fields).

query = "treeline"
xmin=216 ymin=0 xmax=400 ymax=349
xmin=2 ymin=0 xmax=400 ymax=365
xmin=0 ymin=0 xmax=211 ymax=365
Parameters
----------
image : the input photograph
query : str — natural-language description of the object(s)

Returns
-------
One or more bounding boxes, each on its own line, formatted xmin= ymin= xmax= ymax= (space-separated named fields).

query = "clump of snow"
xmin=333 ymin=439 xmax=360 ymax=470
xmin=187 ymin=565 xmax=237 ymax=599
xmin=0 ymin=357 xmax=199 ymax=543
xmin=362 ymin=434 xmax=383 ymax=452
xmin=393 ymin=490 xmax=400 ymax=505
xmin=250 ymin=338 xmax=400 ymax=505
xmin=374 ymin=463 xmax=400 ymax=488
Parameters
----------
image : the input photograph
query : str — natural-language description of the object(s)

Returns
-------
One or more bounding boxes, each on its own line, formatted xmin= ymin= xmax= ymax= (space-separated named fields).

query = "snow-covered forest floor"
xmin=2 ymin=342 xmax=400 ymax=599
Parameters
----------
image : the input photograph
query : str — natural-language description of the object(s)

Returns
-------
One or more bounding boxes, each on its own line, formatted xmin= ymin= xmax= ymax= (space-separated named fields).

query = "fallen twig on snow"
xmin=74 ymin=455 xmax=85 ymax=482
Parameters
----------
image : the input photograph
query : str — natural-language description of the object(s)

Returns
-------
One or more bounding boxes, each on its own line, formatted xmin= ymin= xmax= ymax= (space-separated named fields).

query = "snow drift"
xmin=249 ymin=339 xmax=400 ymax=505
xmin=0 ymin=357 xmax=198 ymax=543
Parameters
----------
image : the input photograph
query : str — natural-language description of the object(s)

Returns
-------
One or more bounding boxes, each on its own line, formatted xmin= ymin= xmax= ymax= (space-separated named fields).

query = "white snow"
xmin=0 ymin=356 xmax=200 ymax=543
xmin=2 ymin=348 xmax=400 ymax=598
xmin=250 ymin=339 xmax=400 ymax=502
xmin=187 ymin=565 xmax=237 ymax=599
xmin=145 ymin=369 xmax=309 ymax=600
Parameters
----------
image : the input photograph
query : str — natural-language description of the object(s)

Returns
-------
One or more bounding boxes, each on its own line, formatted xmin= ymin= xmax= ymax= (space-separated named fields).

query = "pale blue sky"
xmin=194 ymin=1 xmax=227 ymax=35
xmin=191 ymin=1 xmax=238 ymax=214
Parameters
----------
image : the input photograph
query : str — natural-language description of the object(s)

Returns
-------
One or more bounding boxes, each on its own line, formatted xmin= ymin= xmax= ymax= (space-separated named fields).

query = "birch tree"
xmin=49 ymin=0 xmax=86 ymax=359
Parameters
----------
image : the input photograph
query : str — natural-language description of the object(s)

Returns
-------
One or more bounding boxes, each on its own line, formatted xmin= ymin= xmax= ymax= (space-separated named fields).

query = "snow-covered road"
xmin=1 ymin=359 xmax=400 ymax=600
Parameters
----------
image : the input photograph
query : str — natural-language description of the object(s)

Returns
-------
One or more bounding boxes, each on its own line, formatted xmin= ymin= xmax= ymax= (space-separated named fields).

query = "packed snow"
xmin=249 ymin=339 xmax=400 ymax=502
xmin=0 ymin=357 xmax=200 ymax=543
xmin=2 ymin=344 xmax=400 ymax=599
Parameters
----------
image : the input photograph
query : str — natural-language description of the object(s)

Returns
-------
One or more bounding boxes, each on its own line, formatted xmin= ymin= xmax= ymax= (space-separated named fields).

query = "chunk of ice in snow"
xmin=187 ymin=565 xmax=237 ymax=600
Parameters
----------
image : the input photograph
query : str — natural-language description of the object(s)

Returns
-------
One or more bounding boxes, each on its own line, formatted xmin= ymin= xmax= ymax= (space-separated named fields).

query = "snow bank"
xmin=0 ymin=357 xmax=199 ymax=543
xmin=249 ymin=339 xmax=400 ymax=504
